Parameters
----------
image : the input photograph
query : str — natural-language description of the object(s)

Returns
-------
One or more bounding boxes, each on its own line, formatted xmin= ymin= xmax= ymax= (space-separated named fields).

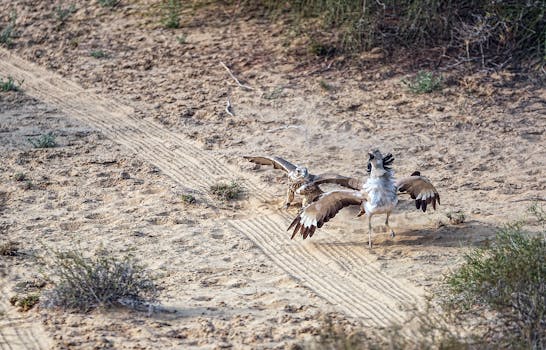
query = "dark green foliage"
xmin=0 ymin=76 xmax=20 ymax=92
xmin=43 ymin=248 xmax=157 ymax=311
xmin=162 ymin=0 xmax=181 ymax=29
xmin=446 ymin=223 xmax=546 ymax=348
xmin=90 ymin=50 xmax=108 ymax=58
xmin=28 ymin=133 xmax=57 ymax=148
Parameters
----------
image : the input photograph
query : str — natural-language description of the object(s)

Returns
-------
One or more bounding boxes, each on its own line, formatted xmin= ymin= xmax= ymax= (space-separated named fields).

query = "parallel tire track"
xmin=0 ymin=49 xmax=424 ymax=338
xmin=0 ymin=281 xmax=51 ymax=350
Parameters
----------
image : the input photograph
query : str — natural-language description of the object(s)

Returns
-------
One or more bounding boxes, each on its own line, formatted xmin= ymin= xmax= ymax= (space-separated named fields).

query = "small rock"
xmin=120 ymin=171 xmax=130 ymax=179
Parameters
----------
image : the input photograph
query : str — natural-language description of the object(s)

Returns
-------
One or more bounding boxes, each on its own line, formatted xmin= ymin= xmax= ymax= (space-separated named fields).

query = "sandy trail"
xmin=0 ymin=49 xmax=425 ymax=347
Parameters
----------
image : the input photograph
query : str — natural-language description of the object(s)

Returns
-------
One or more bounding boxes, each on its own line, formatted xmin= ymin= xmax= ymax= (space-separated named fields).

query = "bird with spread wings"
xmin=288 ymin=149 xmax=440 ymax=248
xmin=243 ymin=156 xmax=362 ymax=208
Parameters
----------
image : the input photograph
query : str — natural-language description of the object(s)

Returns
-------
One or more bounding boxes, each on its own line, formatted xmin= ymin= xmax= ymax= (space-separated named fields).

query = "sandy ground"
xmin=0 ymin=1 xmax=545 ymax=349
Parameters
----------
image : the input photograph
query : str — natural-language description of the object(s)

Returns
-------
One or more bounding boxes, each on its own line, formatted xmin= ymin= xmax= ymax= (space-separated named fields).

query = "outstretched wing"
xmin=308 ymin=173 xmax=363 ymax=190
xmin=396 ymin=174 xmax=440 ymax=212
xmin=243 ymin=156 xmax=297 ymax=173
xmin=287 ymin=190 xmax=365 ymax=239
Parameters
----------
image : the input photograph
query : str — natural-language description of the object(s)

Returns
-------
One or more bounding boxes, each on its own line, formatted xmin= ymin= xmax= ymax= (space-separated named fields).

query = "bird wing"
xmin=243 ymin=156 xmax=297 ymax=173
xmin=395 ymin=175 xmax=440 ymax=212
xmin=308 ymin=173 xmax=364 ymax=190
xmin=287 ymin=190 xmax=365 ymax=239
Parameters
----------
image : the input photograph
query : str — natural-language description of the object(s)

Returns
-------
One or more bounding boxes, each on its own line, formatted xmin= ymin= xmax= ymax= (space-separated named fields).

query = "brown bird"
xmin=288 ymin=150 xmax=440 ymax=247
xmin=243 ymin=156 xmax=361 ymax=208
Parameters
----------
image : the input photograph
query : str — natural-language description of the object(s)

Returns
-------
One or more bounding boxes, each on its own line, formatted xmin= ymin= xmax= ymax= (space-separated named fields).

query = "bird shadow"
xmin=322 ymin=219 xmax=499 ymax=249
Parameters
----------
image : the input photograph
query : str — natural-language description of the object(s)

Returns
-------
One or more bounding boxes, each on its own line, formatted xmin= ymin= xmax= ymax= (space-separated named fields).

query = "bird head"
xmin=367 ymin=149 xmax=394 ymax=174
xmin=289 ymin=166 xmax=309 ymax=181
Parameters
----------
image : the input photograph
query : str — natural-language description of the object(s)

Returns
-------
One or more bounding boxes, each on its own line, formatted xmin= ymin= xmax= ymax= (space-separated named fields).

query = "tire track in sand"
xmin=0 ymin=49 xmax=424 ymax=334
xmin=0 ymin=276 xmax=52 ymax=350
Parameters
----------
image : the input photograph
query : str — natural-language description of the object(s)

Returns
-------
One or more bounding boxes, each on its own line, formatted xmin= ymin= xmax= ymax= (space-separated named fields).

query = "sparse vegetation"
xmin=319 ymin=79 xmax=334 ymax=92
xmin=176 ymin=34 xmax=187 ymax=44
xmin=309 ymin=41 xmax=336 ymax=58
xmin=21 ymin=180 xmax=33 ymax=190
xmin=402 ymin=71 xmax=443 ymax=94
xmin=210 ymin=181 xmax=243 ymax=201
xmin=162 ymin=0 xmax=181 ymax=29
xmin=262 ymin=86 xmax=284 ymax=100
xmin=0 ymin=76 xmax=20 ymax=92
xmin=13 ymin=172 xmax=26 ymax=182
xmin=90 ymin=50 xmax=108 ymax=58
xmin=241 ymin=1 xmax=546 ymax=69
xmin=0 ymin=11 xmax=16 ymax=47
xmin=0 ymin=241 xmax=19 ymax=256
xmin=10 ymin=294 xmax=40 ymax=312
xmin=28 ymin=133 xmax=57 ymax=148
xmin=55 ymin=3 xmax=76 ymax=24
xmin=97 ymin=0 xmax=119 ymax=7
xmin=445 ymin=222 xmax=546 ymax=349
xmin=43 ymin=248 xmax=157 ymax=311
xmin=528 ymin=203 xmax=545 ymax=226
xmin=181 ymin=193 xmax=196 ymax=204
xmin=446 ymin=210 xmax=466 ymax=225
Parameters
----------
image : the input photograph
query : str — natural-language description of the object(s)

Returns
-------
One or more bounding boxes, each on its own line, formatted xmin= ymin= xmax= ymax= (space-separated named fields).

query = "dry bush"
xmin=43 ymin=248 xmax=157 ymax=312
xmin=233 ymin=0 xmax=545 ymax=69
xmin=209 ymin=181 xmax=244 ymax=201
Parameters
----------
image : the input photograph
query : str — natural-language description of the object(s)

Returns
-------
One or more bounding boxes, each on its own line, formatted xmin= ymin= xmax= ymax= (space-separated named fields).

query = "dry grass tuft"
xmin=209 ymin=181 xmax=244 ymax=201
xmin=42 ymin=248 xmax=157 ymax=312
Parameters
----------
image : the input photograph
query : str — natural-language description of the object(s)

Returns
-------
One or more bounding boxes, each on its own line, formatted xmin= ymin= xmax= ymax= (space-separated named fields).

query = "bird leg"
xmin=368 ymin=215 xmax=373 ymax=248
xmin=386 ymin=212 xmax=395 ymax=238
xmin=281 ymin=188 xmax=295 ymax=209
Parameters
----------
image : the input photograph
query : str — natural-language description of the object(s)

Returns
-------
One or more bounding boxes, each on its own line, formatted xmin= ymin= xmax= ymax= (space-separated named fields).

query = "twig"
xmin=225 ymin=98 xmax=235 ymax=117
xmin=220 ymin=61 xmax=254 ymax=91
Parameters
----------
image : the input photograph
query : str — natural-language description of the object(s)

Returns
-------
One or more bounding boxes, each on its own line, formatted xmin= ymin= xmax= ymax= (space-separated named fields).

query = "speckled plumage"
xmin=288 ymin=150 xmax=441 ymax=248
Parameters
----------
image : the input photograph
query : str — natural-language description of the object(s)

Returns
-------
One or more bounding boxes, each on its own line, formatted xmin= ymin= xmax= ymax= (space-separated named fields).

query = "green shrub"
xmin=43 ymin=248 xmax=157 ymax=311
xmin=10 ymin=294 xmax=40 ymax=312
xmin=446 ymin=223 xmax=545 ymax=349
xmin=13 ymin=172 xmax=26 ymax=181
xmin=28 ymin=133 xmax=57 ymax=148
xmin=0 ymin=11 xmax=16 ymax=47
xmin=402 ymin=71 xmax=443 ymax=94
xmin=162 ymin=0 xmax=181 ymax=29
xmin=319 ymin=79 xmax=334 ymax=91
xmin=90 ymin=50 xmax=108 ymax=58
xmin=55 ymin=3 xmax=76 ymax=24
xmin=0 ymin=76 xmax=20 ymax=92
xmin=181 ymin=193 xmax=196 ymax=204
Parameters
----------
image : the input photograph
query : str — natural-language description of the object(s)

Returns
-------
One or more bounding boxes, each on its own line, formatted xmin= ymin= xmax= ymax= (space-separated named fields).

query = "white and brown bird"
xmin=243 ymin=156 xmax=361 ymax=208
xmin=287 ymin=150 xmax=440 ymax=247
